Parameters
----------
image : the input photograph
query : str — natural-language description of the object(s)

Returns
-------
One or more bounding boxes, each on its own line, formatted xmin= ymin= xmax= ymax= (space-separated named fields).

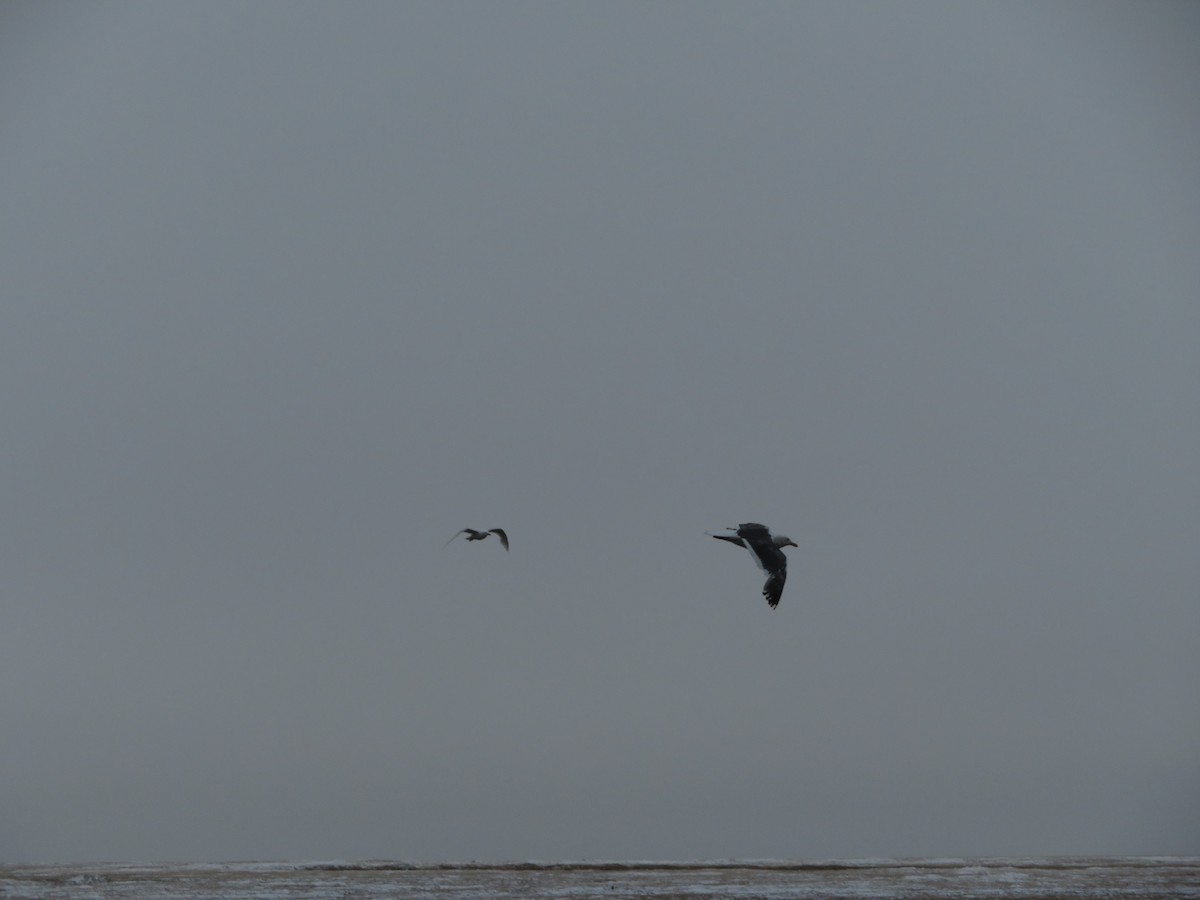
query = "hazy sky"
xmin=2 ymin=2 xmax=1198 ymax=863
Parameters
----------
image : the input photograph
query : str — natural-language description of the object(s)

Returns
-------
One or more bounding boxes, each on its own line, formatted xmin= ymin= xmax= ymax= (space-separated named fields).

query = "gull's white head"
xmin=773 ymin=535 xmax=798 ymax=549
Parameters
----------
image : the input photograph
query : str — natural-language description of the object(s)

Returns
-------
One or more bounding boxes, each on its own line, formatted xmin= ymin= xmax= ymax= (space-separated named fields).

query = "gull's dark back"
xmin=443 ymin=528 xmax=489 ymax=548
xmin=736 ymin=522 xmax=787 ymax=571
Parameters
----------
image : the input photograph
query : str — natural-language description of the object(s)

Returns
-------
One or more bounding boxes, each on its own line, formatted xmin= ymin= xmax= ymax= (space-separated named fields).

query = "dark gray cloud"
xmin=1 ymin=1 xmax=1197 ymax=862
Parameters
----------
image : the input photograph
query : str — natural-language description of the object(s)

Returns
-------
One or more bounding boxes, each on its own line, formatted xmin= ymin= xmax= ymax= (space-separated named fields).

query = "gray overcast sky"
xmin=2 ymin=1 xmax=1198 ymax=864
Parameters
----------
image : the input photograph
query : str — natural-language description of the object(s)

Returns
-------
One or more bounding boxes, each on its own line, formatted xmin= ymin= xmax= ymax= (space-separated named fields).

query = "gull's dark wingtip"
xmin=763 ymin=570 xmax=786 ymax=608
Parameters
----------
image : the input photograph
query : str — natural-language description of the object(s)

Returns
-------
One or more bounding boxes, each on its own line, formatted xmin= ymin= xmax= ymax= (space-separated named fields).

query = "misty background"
xmin=1 ymin=2 xmax=1197 ymax=863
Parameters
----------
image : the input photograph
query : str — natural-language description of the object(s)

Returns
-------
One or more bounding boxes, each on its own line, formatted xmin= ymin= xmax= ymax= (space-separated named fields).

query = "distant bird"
xmin=709 ymin=522 xmax=797 ymax=608
xmin=443 ymin=528 xmax=509 ymax=551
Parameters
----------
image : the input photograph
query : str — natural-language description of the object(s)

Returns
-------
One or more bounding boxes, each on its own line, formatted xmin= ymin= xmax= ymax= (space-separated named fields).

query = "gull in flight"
xmin=443 ymin=528 xmax=510 ymax=551
xmin=709 ymin=522 xmax=797 ymax=608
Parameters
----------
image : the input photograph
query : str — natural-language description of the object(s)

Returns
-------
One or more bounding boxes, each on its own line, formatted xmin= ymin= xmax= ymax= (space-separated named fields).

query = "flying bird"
xmin=443 ymin=528 xmax=509 ymax=551
xmin=710 ymin=522 xmax=797 ymax=608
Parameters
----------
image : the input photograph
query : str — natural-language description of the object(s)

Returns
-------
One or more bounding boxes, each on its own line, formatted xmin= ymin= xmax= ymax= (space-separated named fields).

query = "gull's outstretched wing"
xmin=488 ymin=528 xmax=509 ymax=551
xmin=708 ymin=532 xmax=747 ymax=548
xmin=762 ymin=568 xmax=787 ymax=609
xmin=442 ymin=529 xmax=475 ymax=549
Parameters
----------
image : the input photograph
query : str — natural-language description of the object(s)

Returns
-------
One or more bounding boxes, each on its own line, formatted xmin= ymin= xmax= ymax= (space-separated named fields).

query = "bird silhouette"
xmin=709 ymin=522 xmax=796 ymax=608
xmin=443 ymin=528 xmax=509 ymax=551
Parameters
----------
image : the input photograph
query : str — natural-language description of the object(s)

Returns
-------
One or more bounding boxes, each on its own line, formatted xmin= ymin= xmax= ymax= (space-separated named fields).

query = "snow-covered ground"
xmin=3 ymin=857 xmax=1198 ymax=899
